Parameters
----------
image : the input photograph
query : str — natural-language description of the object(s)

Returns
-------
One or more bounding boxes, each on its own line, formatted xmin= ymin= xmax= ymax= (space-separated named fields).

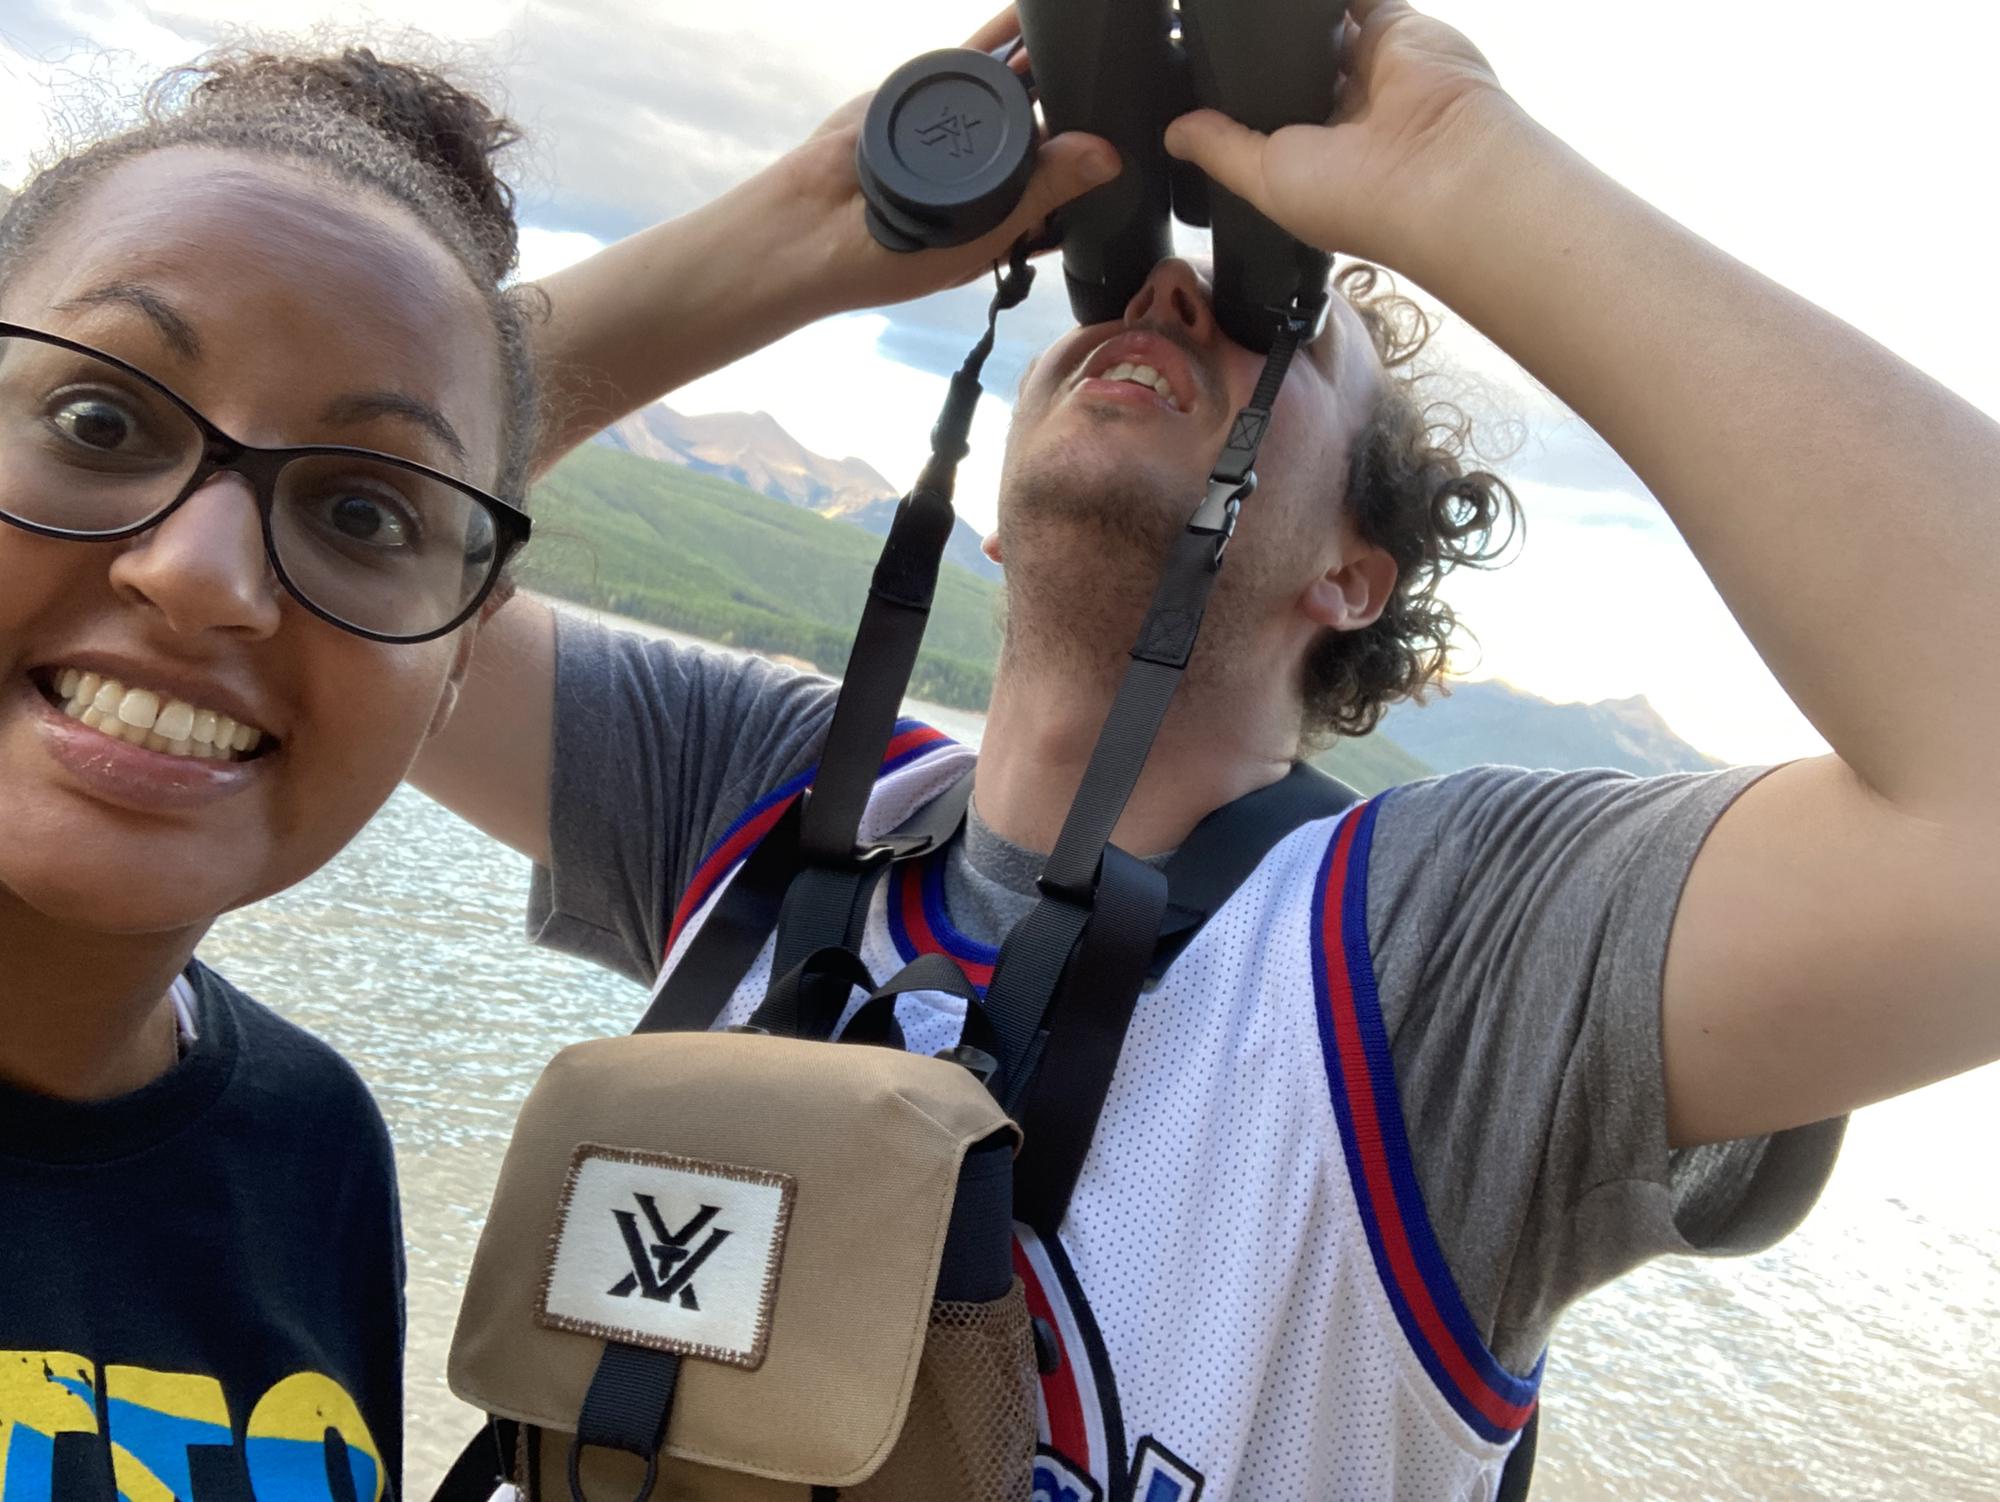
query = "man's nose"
xmin=1123 ymin=258 xmax=1216 ymax=341
xmin=106 ymin=472 xmax=284 ymax=639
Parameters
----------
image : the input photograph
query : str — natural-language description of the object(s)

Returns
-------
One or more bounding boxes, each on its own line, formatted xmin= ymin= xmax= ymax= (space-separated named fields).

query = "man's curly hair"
xmin=1302 ymin=263 xmax=1521 ymax=741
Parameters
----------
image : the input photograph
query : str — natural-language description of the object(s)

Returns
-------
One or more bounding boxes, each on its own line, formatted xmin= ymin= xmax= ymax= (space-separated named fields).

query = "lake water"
xmin=200 ymin=639 xmax=1999 ymax=1500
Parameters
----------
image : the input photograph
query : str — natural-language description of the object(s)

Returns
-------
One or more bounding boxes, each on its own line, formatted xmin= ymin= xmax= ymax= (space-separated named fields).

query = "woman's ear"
xmin=1300 ymin=542 xmax=1397 ymax=633
xmin=426 ymin=629 xmax=482 ymax=739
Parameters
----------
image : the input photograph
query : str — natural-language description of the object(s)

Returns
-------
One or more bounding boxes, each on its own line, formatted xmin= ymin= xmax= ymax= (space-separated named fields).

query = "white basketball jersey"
xmin=655 ymin=726 xmax=1540 ymax=1500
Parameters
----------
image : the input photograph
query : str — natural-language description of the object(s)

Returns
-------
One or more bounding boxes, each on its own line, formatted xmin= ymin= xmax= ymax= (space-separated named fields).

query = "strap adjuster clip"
xmin=1189 ymin=471 xmax=1255 ymax=542
xmin=1282 ymin=289 xmax=1332 ymax=343
xmin=1035 ymin=870 xmax=1096 ymax=909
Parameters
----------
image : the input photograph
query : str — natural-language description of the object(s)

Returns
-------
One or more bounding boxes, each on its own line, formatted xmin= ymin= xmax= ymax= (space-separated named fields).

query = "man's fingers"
xmin=996 ymin=131 xmax=1119 ymax=243
xmin=1163 ymin=109 xmax=1270 ymax=202
xmin=962 ymin=4 xmax=1022 ymax=54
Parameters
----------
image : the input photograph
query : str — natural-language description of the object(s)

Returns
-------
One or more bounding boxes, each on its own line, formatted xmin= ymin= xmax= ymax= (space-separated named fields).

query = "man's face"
xmin=999 ymin=257 xmax=1386 ymax=622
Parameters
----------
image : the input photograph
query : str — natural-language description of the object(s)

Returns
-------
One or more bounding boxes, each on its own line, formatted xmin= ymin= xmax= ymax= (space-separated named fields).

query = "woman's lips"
xmin=20 ymin=676 xmax=264 ymax=813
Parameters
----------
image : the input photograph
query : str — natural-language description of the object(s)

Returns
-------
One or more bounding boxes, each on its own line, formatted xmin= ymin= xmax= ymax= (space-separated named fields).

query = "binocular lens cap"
xmin=858 ymin=48 xmax=1037 ymax=252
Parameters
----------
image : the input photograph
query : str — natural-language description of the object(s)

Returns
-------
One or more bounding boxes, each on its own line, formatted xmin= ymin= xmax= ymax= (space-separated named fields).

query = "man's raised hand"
xmin=774 ymin=6 xmax=1118 ymax=319
xmin=1163 ymin=0 xmax=1520 ymax=274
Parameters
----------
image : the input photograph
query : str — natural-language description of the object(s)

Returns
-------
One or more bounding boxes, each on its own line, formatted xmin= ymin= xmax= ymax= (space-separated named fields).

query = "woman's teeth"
xmin=1099 ymin=361 xmax=1179 ymax=409
xmin=49 ymin=669 xmax=267 ymax=761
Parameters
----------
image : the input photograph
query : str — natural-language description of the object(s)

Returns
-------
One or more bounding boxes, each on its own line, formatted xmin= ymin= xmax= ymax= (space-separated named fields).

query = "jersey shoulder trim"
xmin=663 ymin=720 xmax=956 ymax=956
xmin=887 ymin=853 xmax=999 ymax=988
xmin=1311 ymin=795 xmax=1544 ymax=1444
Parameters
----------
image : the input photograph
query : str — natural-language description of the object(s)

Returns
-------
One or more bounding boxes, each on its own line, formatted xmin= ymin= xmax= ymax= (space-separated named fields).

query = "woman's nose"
xmin=1123 ymin=258 xmax=1216 ymax=342
xmin=106 ymin=472 xmax=283 ymax=639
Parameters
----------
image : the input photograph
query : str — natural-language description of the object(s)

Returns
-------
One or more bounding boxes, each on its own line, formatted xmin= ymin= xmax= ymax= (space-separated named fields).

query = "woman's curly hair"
xmin=0 ymin=45 xmax=541 ymax=498
xmin=1301 ymin=263 xmax=1522 ymax=741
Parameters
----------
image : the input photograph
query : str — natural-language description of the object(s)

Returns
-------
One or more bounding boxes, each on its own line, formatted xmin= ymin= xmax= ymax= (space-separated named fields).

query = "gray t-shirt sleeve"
xmin=1366 ymin=764 xmax=1846 ymax=1373
xmin=526 ymin=611 xmax=838 ymax=986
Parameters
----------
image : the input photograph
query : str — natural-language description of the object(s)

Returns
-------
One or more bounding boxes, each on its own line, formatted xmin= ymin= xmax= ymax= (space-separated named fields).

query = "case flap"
xmin=449 ymin=1031 xmax=1015 ymax=1487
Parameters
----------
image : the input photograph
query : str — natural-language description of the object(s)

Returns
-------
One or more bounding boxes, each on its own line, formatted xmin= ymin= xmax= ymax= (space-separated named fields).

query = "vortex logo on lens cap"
xmin=858 ymin=49 xmax=1036 ymax=252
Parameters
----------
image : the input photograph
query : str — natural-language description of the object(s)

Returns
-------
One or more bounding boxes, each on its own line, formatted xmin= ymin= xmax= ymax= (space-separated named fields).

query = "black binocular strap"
xmin=636 ymin=247 xmax=1021 ymax=1053
xmin=767 ymin=243 xmax=1043 ymax=1007
xmin=982 ymin=299 xmax=1323 ymax=1230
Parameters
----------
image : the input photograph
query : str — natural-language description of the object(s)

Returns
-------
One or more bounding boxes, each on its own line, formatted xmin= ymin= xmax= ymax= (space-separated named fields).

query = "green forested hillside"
xmin=1311 ymin=732 xmax=1437 ymax=795
xmin=523 ymin=444 xmax=1003 ymax=708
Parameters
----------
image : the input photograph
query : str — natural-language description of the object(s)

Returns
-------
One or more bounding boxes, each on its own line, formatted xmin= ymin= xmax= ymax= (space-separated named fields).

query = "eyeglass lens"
xmin=0 ymin=333 xmax=499 ymax=640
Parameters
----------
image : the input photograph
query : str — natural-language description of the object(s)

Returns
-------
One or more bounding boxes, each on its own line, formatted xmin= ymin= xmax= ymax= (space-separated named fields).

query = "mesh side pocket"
xmin=846 ymin=1279 xmax=1038 ymax=1502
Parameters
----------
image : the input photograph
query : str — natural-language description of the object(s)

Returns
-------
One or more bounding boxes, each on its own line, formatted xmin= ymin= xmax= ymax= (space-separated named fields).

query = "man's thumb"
xmin=1164 ymin=109 xmax=1269 ymax=201
xmin=1013 ymin=132 xmax=1120 ymax=227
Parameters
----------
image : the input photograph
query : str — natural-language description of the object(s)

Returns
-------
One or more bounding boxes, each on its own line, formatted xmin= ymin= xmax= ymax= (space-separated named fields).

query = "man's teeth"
xmin=1100 ymin=361 xmax=1178 ymax=408
xmin=49 ymin=669 xmax=266 ymax=760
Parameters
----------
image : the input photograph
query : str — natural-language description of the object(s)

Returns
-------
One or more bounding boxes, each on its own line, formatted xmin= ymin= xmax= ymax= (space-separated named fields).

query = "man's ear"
xmin=981 ymin=531 xmax=1004 ymax=566
xmin=1300 ymin=542 xmax=1397 ymax=633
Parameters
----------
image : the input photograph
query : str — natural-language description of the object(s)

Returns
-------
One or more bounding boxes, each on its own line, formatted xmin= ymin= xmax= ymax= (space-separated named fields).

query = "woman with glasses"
xmin=0 ymin=19 xmax=1091 ymax=1485
xmin=0 ymin=49 xmax=536 ymax=1495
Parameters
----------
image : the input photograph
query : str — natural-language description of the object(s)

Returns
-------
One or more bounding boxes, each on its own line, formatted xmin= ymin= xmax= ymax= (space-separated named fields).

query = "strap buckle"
xmin=1283 ymin=289 xmax=1332 ymax=344
xmin=1189 ymin=471 xmax=1256 ymax=541
xmin=795 ymin=789 xmax=900 ymax=872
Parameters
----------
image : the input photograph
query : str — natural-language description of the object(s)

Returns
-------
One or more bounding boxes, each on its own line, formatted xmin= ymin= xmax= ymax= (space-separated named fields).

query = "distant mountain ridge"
xmin=1383 ymin=679 xmax=1724 ymax=778
xmin=543 ymin=432 xmax=1724 ymax=788
xmin=597 ymin=404 xmax=1000 ymax=580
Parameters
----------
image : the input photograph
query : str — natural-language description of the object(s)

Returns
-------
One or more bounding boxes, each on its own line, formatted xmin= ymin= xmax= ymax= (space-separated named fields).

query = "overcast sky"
xmin=4 ymin=0 xmax=1994 ymax=763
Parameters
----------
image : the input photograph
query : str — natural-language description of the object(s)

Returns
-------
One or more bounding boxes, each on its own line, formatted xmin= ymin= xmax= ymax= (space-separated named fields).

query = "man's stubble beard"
xmin=992 ymin=417 xmax=1277 ymax=703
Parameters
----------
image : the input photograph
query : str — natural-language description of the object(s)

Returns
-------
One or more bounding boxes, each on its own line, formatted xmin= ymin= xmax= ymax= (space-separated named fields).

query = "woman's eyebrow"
xmin=54 ymin=283 xmax=202 ymax=360
xmin=320 ymin=392 xmax=469 ymax=466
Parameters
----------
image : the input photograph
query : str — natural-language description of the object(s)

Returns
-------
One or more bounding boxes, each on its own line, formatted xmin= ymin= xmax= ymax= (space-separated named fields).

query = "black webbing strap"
xmin=1007 ymin=847 xmax=1167 ymax=1235
xmin=1151 ymin=762 xmax=1359 ymax=979
xmin=636 ymin=797 xmax=808 ymax=1034
xmin=567 ymin=1342 xmax=678 ymax=1502
xmin=770 ymin=239 xmax=1042 ymax=987
xmin=1498 ymin=1409 xmax=1539 ymax=1500
xmin=981 ymin=297 xmax=1321 ymax=1081
xmin=426 ymin=1418 xmax=518 ymax=1502
xmin=637 ymin=771 xmax=973 ymax=1037
xmin=838 ymin=949 xmax=1006 ymax=1067
xmin=748 ymin=944 xmax=878 ymax=1039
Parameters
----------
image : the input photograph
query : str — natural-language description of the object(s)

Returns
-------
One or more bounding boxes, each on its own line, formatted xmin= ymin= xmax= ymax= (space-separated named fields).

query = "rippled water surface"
xmin=204 ymin=773 xmax=1999 ymax=1501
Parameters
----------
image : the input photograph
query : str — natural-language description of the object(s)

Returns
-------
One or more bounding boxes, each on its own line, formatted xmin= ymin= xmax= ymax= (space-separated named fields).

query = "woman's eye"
xmin=323 ymin=490 xmax=415 ymax=548
xmin=52 ymin=396 xmax=141 ymax=452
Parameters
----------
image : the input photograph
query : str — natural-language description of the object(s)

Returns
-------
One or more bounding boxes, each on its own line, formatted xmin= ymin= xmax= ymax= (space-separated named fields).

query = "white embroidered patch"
xmin=539 ymin=1144 xmax=794 ymax=1368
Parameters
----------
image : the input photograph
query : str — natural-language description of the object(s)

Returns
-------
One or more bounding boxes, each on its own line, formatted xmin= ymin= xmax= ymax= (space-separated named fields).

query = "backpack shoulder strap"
xmin=635 ymin=768 xmax=973 ymax=1036
xmin=1150 ymin=761 xmax=1361 ymax=979
xmin=1010 ymin=762 xmax=1361 ymax=1235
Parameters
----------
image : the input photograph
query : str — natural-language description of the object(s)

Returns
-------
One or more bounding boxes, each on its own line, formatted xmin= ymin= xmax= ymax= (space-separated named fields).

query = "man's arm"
xmin=415 ymin=9 xmax=1117 ymax=850
xmin=526 ymin=9 xmax=1117 ymax=470
xmin=1168 ymin=0 xmax=2000 ymax=1145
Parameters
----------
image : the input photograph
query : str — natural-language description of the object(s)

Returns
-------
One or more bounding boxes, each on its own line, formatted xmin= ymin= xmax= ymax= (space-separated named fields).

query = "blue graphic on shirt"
xmin=0 ymin=1354 xmax=383 ymax=1502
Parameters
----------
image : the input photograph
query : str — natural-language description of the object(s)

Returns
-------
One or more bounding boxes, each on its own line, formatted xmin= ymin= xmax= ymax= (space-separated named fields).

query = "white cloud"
xmin=512 ymin=223 xmax=605 ymax=284
xmin=5 ymin=0 xmax=1986 ymax=764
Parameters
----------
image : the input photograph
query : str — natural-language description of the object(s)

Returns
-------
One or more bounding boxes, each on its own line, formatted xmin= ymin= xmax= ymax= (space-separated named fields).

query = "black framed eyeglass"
xmin=0 ymin=321 xmax=533 ymax=644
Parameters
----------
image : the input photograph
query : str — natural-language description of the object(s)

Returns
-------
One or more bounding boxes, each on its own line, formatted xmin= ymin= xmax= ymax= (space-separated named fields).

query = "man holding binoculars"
xmin=418 ymin=0 xmax=1999 ymax=1493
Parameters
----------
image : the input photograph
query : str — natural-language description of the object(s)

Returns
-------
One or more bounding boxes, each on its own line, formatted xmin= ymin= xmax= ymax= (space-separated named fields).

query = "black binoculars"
xmin=857 ymin=0 xmax=1348 ymax=352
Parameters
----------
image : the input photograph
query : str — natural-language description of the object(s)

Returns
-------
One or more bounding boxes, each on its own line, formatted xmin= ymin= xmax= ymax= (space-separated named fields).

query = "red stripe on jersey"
xmin=1319 ymin=810 xmax=1539 ymax=1435
xmin=1014 ymin=1237 xmax=1091 ymax=1469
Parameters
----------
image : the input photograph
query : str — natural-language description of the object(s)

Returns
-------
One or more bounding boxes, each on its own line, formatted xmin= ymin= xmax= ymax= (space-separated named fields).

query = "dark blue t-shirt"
xmin=0 ymin=961 xmax=404 ymax=1502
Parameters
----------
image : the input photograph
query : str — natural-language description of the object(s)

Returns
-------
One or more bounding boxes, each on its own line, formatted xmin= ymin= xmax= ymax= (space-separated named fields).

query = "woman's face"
xmin=0 ymin=147 xmax=507 ymax=933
